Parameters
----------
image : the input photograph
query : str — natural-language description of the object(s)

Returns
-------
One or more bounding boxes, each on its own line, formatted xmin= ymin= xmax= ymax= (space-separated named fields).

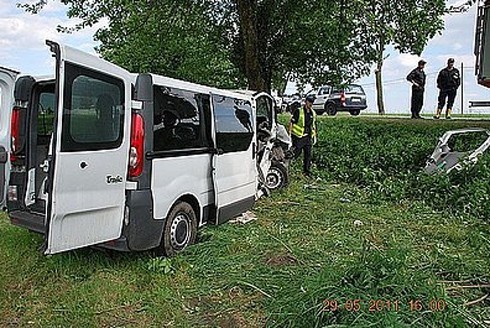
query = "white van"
xmin=3 ymin=41 xmax=278 ymax=256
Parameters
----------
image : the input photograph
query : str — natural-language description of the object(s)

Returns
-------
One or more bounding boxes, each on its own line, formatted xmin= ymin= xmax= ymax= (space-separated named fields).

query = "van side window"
xmin=61 ymin=64 xmax=125 ymax=152
xmin=256 ymin=96 xmax=272 ymax=130
xmin=213 ymin=95 xmax=254 ymax=153
xmin=153 ymin=86 xmax=210 ymax=151
xmin=38 ymin=89 xmax=55 ymax=136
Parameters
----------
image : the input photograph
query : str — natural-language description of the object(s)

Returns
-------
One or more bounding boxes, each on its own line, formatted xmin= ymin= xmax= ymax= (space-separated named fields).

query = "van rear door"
xmin=45 ymin=42 xmax=132 ymax=254
xmin=0 ymin=67 xmax=18 ymax=207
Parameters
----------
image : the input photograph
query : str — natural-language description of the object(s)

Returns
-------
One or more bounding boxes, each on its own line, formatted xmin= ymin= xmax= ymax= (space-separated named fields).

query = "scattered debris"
xmin=340 ymin=197 xmax=351 ymax=203
xmin=229 ymin=211 xmax=257 ymax=224
xmin=353 ymin=220 xmax=364 ymax=227
xmin=425 ymin=128 xmax=490 ymax=174
xmin=463 ymin=293 xmax=489 ymax=307
xmin=275 ymin=201 xmax=301 ymax=206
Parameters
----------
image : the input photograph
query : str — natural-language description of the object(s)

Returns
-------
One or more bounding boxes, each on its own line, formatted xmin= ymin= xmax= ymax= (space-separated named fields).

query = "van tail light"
xmin=10 ymin=106 xmax=22 ymax=162
xmin=129 ymin=112 xmax=145 ymax=178
xmin=340 ymin=92 xmax=346 ymax=107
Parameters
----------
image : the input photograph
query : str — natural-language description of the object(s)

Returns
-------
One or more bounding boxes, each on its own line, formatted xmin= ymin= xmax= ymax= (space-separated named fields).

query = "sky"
xmin=0 ymin=0 xmax=488 ymax=115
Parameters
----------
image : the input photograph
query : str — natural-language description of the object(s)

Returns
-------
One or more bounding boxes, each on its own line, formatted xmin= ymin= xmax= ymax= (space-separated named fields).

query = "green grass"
xmin=1 ymin=116 xmax=489 ymax=327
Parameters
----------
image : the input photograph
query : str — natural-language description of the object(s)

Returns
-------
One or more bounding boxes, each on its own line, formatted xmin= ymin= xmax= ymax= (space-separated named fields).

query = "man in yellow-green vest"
xmin=288 ymin=95 xmax=318 ymax=177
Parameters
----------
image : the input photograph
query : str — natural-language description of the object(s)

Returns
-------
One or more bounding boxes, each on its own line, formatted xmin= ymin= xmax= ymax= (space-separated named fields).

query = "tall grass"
xmin=0 ymin=116 xmax=488 ymax=327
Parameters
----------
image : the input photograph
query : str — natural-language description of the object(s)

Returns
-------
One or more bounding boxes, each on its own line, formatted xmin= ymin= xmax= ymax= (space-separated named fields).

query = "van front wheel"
xmin=157 ymin=201 xmax=197 ymax=257
xmin=266 ymin=162 xmax=289 ymax=190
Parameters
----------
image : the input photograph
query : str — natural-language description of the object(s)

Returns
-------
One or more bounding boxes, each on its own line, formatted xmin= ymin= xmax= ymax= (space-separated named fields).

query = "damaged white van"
xmin=4 ymin=41 xmax=278 ymax=256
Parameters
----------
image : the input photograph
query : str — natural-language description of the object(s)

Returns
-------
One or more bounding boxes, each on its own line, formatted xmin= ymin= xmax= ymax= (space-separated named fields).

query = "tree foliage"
xmin=359 ymin=0 xmax=446 ymax=114
xmin=19 ymin=0 xmax=446 ymax=94
xmin=20 ymin=0 xmax=243 ymax=88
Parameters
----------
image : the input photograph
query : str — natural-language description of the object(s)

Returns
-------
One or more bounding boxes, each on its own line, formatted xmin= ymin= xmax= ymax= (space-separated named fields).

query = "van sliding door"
xmin=211 ymin=94 xmax=256 ymax=224
xmin=45 ymin=42 xmax=132 ymax=254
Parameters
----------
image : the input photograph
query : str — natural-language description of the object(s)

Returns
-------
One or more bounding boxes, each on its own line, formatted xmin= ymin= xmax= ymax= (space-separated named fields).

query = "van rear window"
xmin=38 ymin=92 xmax=55 ymax=136
xmin=61 ymin=64 xmax=125 ymax=152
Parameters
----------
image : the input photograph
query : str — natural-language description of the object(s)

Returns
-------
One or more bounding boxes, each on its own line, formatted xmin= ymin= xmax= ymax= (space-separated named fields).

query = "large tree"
xmin=217 ymin=0 xmax=377 ymax=92
xmin=361 ymin=0 xmax=446 ymax=114
xmin=21 ymin=0 xmax=377 ymax=92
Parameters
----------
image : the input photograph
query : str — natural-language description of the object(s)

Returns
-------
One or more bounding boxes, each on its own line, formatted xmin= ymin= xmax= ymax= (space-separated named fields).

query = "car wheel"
xmin=156 ymin=201 xmax=197 ymax=257
xmin=266 ymin=162 xmax=289 ymax=190
xmin=326 ymin=103 xmax=337 ymax=116
xmin=350 ymin=109 xmax=361 ymax=116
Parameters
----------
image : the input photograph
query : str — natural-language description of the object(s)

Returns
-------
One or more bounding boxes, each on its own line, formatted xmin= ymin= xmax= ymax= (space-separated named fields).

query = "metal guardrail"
xmin=469 ymin=100 xmax=490 ymax=107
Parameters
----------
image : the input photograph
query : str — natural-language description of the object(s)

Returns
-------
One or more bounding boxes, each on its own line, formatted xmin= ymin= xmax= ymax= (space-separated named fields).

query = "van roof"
xmin=151 ymin=74 xmax=253 ymax=101
xmin=0 ymin=66 xmax=20 ymax=75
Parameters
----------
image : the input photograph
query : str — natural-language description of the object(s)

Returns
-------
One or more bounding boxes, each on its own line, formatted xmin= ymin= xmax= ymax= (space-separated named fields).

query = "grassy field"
xmin=0 ymin=116 xmax=489 ymax=327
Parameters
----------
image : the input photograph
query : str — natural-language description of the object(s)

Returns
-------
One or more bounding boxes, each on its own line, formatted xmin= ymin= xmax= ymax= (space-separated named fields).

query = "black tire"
xmin=266 ymin=162 xmax=289 ymax=190
xmin=156 ymin=201 xmax=197 ymax=257
xmin=350 ymin=109 xmax=361 ymax=116
xmin=326 ymin=103 xmax=337 ymax=116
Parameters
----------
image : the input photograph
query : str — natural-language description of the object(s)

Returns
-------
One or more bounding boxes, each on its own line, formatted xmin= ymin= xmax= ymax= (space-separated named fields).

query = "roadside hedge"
xmin=312 ymin=117 xmax=490 ymax=220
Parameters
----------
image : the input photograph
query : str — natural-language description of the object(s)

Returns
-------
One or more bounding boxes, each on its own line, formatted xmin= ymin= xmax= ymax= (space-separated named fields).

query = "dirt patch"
xmin=265 ymin=253 xmax=297 ymax=267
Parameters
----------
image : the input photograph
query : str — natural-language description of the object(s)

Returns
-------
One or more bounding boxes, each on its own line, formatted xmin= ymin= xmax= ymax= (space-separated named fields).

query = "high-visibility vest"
xmin=292 ymin=107 xmax=317 ymax=138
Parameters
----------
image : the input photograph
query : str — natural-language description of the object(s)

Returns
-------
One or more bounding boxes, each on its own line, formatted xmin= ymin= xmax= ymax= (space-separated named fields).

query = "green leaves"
xmin=18 ymin=0 xmax=446 ymax=91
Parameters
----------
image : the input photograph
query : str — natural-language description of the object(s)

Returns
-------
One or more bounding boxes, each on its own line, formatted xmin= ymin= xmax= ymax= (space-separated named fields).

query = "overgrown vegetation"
xmin=314 ymin=117 xmax=490 ymax=221
xmin=0 ymin=117 xmax=489 ymax=327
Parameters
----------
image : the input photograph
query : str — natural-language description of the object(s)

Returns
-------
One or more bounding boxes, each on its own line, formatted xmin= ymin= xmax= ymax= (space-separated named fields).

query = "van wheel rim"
xmin=170 ymin=213 xmax=191 ymax=249
xmin=266 ymin=168 xmax=283 ymax=190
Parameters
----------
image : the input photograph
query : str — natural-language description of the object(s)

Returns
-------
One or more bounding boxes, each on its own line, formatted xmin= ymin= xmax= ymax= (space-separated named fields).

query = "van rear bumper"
xmin=9 ymin=210 xmax=45 ymax=234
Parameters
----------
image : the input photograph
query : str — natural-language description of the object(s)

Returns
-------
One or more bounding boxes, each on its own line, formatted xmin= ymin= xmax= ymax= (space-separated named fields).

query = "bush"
xmin=310 ymin=117 xmax=490 ymax=220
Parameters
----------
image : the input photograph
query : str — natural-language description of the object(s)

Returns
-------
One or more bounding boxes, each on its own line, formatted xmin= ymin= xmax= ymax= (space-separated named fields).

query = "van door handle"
xmin=213 ymin=148 xmax=224 ymax=155
xmin=80 ymin=161 xmax=88 ymax=169
xmin=40 ymin=160 xmax=50 ymax=173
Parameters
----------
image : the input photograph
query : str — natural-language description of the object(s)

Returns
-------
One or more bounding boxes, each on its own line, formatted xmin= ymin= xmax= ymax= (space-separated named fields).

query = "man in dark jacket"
xmin=406 ymin=60 xmax=427 ymax=119
xmin=434 ymin=58 xmax=461 ymax=119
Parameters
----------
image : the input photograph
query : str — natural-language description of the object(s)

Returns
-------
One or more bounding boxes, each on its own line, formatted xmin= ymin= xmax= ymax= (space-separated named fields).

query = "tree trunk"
xmin=236 ymin=0 xmax=267 ymax=91
xmin=375 ymin=60 xmax=385 ymax=115
xmin=375 ymin=39 xmax=385 ymax=115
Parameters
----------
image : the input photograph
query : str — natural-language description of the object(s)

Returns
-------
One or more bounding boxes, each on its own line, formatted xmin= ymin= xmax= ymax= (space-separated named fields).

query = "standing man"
xmin=406 ymin=59 xmax=427 ymax=119
xmin=288 ymin=95 xmax=318 ymax=177
xmin=434 ymin=58 xmax=461 ymax=119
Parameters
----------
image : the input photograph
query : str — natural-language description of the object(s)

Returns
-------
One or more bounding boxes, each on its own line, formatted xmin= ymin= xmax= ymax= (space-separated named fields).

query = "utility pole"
xmin=461 ymin=62 xmax=464 ymax=115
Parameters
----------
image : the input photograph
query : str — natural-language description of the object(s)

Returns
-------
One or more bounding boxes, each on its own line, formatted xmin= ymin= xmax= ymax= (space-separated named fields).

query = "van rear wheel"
xmin=157 ymin=201 xmax=197 ymax=257
xmin=350 ymin=109 xmax=361 ymax=116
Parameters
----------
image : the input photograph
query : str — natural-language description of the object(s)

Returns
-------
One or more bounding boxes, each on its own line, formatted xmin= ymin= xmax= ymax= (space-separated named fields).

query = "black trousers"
xmin=410 ymin=89 xmax=424 ymax=117
xmin=292 ymin=135 xmax=312 ymax=174
xmin=437 ymin=89 xmax=457 ymax=109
